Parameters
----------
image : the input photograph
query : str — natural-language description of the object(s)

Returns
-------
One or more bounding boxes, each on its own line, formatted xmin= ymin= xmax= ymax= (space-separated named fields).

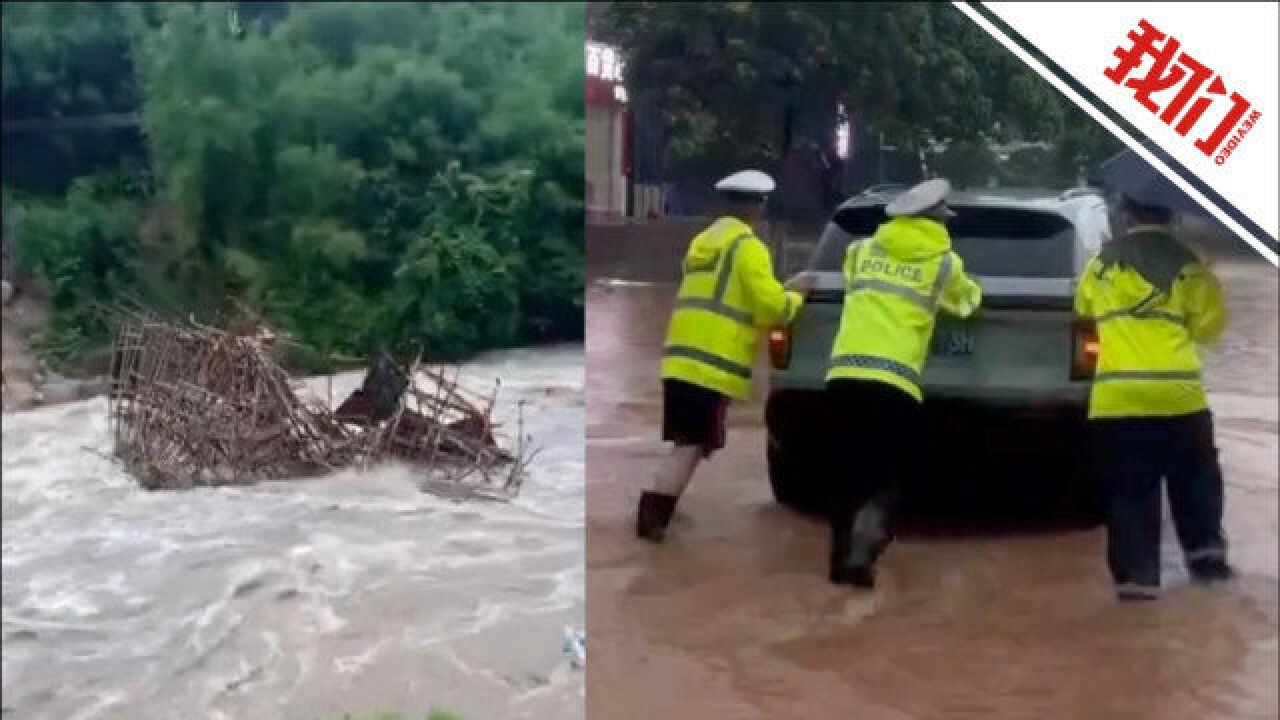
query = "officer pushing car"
xmin=636 ymin=170 xmax=814 ymax=541
xmin=824 ymin=177 xmax=982 ymax=587
xmin=1076 ymin=188 xmax=1234 ymax=601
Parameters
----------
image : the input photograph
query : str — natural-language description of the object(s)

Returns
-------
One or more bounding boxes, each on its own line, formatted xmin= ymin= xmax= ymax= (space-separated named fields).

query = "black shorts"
xmin=662 ymin=378 xmax=729 ymax=457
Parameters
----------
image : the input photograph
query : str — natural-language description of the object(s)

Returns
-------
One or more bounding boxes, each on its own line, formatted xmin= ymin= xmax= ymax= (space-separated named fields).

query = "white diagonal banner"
xmin=957 ymin=2 xmax=1278 ymax=265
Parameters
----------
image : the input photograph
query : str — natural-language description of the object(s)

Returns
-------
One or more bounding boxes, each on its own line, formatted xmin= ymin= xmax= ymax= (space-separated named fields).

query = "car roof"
xmin=835 ymin=186 xmax=1102 ymax=213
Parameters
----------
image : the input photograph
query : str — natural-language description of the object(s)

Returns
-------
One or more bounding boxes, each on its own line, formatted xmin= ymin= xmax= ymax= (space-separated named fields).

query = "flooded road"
xmin=2 ymin=346 xmax=584 ymax=720
xmin=585 ymin=261 xmax=1277 ymax=719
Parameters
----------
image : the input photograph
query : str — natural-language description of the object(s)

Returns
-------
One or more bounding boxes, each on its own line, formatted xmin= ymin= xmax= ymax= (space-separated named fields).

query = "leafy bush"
xmin=11 ymin=177 xmax=141 ymax=369
xmin=3 ymin=1 xmax=584 ymax=372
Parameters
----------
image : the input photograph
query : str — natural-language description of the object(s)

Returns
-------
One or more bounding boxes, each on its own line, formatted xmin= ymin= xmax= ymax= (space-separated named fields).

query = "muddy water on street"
xmin=2 ymin=346 xmax=584 ymax=720
xmin=585 ymin=263 xmax=1277 ymax=719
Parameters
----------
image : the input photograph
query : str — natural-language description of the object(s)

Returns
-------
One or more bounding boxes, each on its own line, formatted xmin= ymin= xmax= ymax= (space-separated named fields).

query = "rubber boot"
xmin=1188 ymin=557 xmax=1235 ymax=586
xmin=829 ymin=511 xmax=879 ymax=588
xmin=836 ymin=498 xmax=891 ymax=588
xmin=842 ymin=535 xmax=878 ymax=589
xmin=869 ymin=532 xmax=893 ymax=565
xmin=636 ymin=491 xmax=678 ymax=542
xmin=828 ymin=517 xmax=854 ymax=585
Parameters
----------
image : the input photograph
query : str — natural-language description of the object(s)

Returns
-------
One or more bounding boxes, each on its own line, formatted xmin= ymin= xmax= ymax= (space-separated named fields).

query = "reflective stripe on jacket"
xmin=1074 ymin=228 xmax=1226 ymax=419
xmin=661 ymin=216 xmax=803 ymax=400
xmin=826 ymin=216 xmax=981 ymax=401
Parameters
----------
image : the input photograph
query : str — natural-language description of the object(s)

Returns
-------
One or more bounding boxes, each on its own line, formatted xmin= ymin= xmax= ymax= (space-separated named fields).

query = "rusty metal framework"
xmin=107 ymin=316 xmax=531 ymax=496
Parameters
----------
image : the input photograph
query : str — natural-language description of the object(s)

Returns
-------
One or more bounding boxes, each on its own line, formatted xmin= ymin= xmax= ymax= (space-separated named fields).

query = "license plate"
xmin=932 ymin=328 xmax=975 ymax=357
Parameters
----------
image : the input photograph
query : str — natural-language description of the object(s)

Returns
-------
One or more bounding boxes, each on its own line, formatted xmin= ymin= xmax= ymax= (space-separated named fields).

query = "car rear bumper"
xmin=766 ymin=386 xmax=1095 ymax=515
xmin=768 ymin=384 xmax=1090 ymax=450
xmin=770 ymin=377 xmax=1090 ymax=410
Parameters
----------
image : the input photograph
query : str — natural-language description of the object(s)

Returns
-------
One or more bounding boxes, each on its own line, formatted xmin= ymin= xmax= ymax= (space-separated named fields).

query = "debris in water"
xmin=107 ymin=312 xmax=534 ymax=496
xmin=562 ymin=626 xmax=585 ymax=669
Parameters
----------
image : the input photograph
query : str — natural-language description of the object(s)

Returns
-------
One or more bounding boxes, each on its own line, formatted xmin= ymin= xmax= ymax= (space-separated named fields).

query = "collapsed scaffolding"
xmin=107 ymin=314 xmax=534 ymax=496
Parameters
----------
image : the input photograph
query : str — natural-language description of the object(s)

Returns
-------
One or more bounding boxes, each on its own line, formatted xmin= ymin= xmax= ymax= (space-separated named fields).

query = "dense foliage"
xmin=597 ymin=1 xmax=1119 ymax=190
xmin=3 ymin=2 xmax=583 ymax=372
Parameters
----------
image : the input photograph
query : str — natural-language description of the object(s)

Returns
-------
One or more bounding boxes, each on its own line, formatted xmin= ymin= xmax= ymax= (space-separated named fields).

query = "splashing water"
xmin=3 ymin=345 xmax=585 ymax=720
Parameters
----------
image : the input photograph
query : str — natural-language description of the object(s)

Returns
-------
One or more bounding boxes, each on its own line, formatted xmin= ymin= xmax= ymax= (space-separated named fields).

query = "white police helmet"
xmin=885 ymin=177 xmax=955 ymax=219
xmin=714 ymin=170 xmax=776 ymax=196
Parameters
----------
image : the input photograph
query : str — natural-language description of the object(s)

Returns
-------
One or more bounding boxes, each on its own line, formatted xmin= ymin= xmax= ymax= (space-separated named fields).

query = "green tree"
xmin=1 ymin=2 xmax=148 ymax=118
xmin=4 ymin=2 xmax=584 ymax=372
xmin=599 ymin=2 xmax=1120 ymax=191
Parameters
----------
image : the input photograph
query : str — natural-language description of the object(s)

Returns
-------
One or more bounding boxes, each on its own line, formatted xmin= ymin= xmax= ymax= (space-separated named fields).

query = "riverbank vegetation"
xmin=3 ymin=2 xmax=583 ymax=373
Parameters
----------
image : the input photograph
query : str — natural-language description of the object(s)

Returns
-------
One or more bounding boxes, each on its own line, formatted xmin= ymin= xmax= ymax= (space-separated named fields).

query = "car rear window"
xmin=807 ymin=205 xmax=1076 ymax=278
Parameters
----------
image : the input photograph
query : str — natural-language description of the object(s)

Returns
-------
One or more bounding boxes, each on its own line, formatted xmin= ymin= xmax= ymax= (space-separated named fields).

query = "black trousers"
xmin=825 ymin=379 xmax=921 ymax=564
xmin=1091 ymin=410 xmax=1227 ymax=589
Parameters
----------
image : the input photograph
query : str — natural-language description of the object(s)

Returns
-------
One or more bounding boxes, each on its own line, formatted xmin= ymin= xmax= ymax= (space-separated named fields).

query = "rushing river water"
xmin=2 ymin=345 xmax=585 ymax=720
xmin=585 ymin=261 xmax=1277 ymax=719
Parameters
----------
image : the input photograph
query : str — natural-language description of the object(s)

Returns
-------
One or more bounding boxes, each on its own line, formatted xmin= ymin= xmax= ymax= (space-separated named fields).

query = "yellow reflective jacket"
xmin=826 ymin=216 xmax=982 ymax=401
xmin=661 ymin=216 xmax=804 ymax=400
xmin=1074 ymin=227 xmax=1226 ymax=419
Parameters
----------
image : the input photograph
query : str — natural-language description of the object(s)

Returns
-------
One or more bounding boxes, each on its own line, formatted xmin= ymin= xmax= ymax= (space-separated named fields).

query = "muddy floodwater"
xmin=2 ymin=346 xmax=584 ymax=720
xmin=585 ymin=261 xmax=1277 ymax=720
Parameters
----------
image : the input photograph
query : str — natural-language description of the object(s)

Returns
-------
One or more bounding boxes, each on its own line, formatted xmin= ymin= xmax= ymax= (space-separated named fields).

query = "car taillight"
xmin=1071 ymin=318 xmax=1099 ymax=381
xmin=768 ymin=327 xmax=792 ymax=370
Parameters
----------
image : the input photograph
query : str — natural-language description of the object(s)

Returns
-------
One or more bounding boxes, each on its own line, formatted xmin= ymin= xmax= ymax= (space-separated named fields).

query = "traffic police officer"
xmin=1076 ymin=191 xmax=1232 ymax=601
xmin=825 ymin=178 xmax=982 ymax=587
xmin=636 ymin=170 xmax=814 ymax=541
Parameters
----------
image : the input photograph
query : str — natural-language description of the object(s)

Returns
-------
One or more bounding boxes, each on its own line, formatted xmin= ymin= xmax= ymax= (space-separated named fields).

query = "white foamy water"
xmin=2 ymin=345 xmax=584 ymax=720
